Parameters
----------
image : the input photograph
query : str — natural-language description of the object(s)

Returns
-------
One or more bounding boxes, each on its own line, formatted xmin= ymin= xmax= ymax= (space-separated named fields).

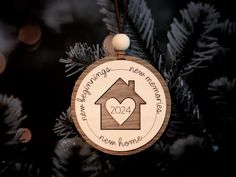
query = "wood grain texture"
xmin=103 ymin=34 xmax=116 ymax=56
xmin=71 ymin=56 xmax=171 ymax=155
xmin=95 ymin=78 xmax=145 ymax=130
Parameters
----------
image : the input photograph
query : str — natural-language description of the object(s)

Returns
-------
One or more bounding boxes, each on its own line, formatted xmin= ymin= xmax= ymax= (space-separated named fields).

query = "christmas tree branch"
xmin=216 ymin=19 xmax=236 ymax=36
xmin=208 ymin=77 xmax=236 ymax=112
xmin=97 ymin=0 xmax=162 ymax=67
xmin=59 ymin=43 xmax=104 ymax=77
xmin=171 ymin=76 xmax=202 ymax=121
xmin=0 ymin=94 xmax=27 ymax=145
xmin=167 ymin=2 xmax=220 ymax=77
xmin=54 ymin=108 xmax=78 ymax=138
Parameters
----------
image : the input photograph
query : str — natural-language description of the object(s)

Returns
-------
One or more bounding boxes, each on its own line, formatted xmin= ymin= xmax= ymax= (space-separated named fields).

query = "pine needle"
xmin=60 ymin=43 xmax=104 ymax=77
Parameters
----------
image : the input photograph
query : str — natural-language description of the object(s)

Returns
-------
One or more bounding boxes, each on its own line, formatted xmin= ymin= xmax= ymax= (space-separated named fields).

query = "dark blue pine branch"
xmin=0 ymin=94 xmax=40 ymax=177
xmin=52 ymin=136 xmax=82 ymax=177
xmin=0 ymin=94 xmax=27 ymax=145
xmin=216 ymin=19 xmax=236 ymax=36
xmin=213 ymin=19 xmax=236 ymax=50
xmin=208 ymin=77 xmax=236 ymax=142
xmin=172 ymin=76 xmax=202 ymax=121
xmin=97 ymin=0 xmax=118 ymax=34
xmin=59 ymin=43 xmax=104 ymax=77
xmin=54 ymin=108 xmax=78 ymax=138
xmin=208 ymin=77 xmax=236 ymax=110
xmin=1 ymin=161 xmax=41 ymax=177
xmin=167 ymin=2 xmax=220 ymax=77
xmin=97 ymin=0 xmax=163 ymax=68
xmin=164 ymin=2 xmax=223 ymax=130
xmin=166 ymin=103 xmax=188 ymax=137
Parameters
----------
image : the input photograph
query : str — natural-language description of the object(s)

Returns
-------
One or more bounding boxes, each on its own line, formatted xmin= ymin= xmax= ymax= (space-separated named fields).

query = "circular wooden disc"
xmin=103 ymin=34 xmax=116 ymax=56
xmin=0 ymin=53 xmax=7 ymax=74
xmin=71 ymin=56 xmax=171 ymax=155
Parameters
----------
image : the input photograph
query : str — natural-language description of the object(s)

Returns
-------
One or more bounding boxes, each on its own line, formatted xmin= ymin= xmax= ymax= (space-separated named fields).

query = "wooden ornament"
xmin=103 ymin=34 xmax=116 ymax=56
xmin=71 ymin=56 xmax=171 ymax=155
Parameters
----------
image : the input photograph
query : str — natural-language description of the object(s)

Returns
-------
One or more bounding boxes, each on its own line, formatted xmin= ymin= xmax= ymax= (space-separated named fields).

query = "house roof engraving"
xmin=95 ymin=78 xmax=146 ymax=105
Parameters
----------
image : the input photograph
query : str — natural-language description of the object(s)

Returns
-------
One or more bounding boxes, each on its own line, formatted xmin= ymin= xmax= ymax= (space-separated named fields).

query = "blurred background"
xmin=0 ymin=0 xmax=235 ymax=176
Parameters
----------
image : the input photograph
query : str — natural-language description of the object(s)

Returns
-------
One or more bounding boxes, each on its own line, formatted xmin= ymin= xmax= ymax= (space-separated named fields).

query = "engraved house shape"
xmin=95 ymin=78 xmax=146 ymax=130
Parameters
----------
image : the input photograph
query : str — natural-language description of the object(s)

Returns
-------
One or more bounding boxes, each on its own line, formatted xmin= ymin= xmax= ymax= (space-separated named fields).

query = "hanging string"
xmin=122 ymin=0 xmax=127 ymax=32
xmin=114 ymin=0 xmax=121 ymax=33
xmin=113 ymin=0 xmax=128 ymax=33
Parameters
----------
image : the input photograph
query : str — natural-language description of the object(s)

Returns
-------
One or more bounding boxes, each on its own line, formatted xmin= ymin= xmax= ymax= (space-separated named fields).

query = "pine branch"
xmin=79 ymin=136 xmax=171 ymax=177
xmin=207 ymin=77 xmax=236 ymax=145
xmin=208 ymin=77 xmax=236 ymax=120
xmin=97 ymin=0 xmax=118 ymax=33
xmin=0 ymin=94 xmax=39 ymax=177
xmin=166 ymin=2 xmax=220 ymax=77
xmin=81 ymin=152 xmax=116 ymax=177
xmin=0 ymin=94 xmax=27 ymax=145
xmin=52 ymin=136 xmax=115 ymax=177
xmin=80 ymin=144 xmax=169 ymax=177
xmin=216 ymin=19 xmax=236 ymax=36
xmin=173 ymin=76 xmax=201 ymax=120
xmin=54 ymin=108 xmax=78 ymax=138
xmin=168 ymin=76 xmax=212 ymax=142
xmin=14 ymin=161 xmax=40 ymax=177
xmin=208 ymin=77 xmax=235 ymax=105
xmin=169 ymin=135 xmax=208 ymax=157
xmin=52 ymin=136 xmax=82 ymax=177
xmin=1 ymin=161 xmax=40 ymax=177
xmin=166 ymin=103 xmax=188 ymax=137
xmin=214 ymin=19 xmax=236 ymax=50
xmin=97 ymin=0 xmax=163 ymax=68
xmin=127 ymin=0 xmax=162 ymax=63
xmin=60 ymin=43 xmax=104 ymax=77
xmin=164 ymin=2 xmax=224 ymax=136
xmin=169 ymin=134 xmax=213 ymax=177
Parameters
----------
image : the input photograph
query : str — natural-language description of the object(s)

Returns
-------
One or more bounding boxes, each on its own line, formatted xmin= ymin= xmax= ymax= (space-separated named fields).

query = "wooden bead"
xmin=112 ymin=33 xmax=130 ymax=51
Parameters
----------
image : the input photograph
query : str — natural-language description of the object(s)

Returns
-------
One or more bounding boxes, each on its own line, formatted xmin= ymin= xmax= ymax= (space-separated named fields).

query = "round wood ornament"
xmin=103 ymin=34 xmax=116 ymax=56
xmin=71 ymin=34 xmax=171 ymax=155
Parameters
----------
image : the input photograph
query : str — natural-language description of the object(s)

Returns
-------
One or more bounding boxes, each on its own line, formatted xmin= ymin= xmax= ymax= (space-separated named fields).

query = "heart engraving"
xmin=106 ymin=98 xmax=135 ymax=125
